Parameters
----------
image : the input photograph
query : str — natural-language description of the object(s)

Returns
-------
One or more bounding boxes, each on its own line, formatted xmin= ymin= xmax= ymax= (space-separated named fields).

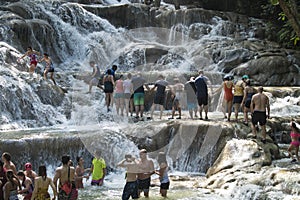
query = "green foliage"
xmin=270 ymin=0 xmax=279 ymax=6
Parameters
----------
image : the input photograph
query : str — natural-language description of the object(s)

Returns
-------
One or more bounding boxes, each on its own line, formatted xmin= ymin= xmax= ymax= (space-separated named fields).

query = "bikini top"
xmin=290 ymin=131 xmax=300 ymax=138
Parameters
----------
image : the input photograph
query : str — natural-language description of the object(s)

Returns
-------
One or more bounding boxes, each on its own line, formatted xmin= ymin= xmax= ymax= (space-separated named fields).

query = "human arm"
xmin=266 ymin=96 xmax=270 ymax=118
xmin=18 ymin=178 xmax=32 ymax=194
xmin=18 ymin=51 xmax=28 ymax=61
xmin=91 ymin=65 xmax=97 ymax=77
xmin=52 ymin=169 xmax=60 ymax=191
xmin=30 ymin=178 xmax=39 ymax=200
xmin=241 ymin=87 xmax=247 ymax=105
xmin=3 ymin=183 xmax=10 ymax=200
xmin=49 ymin=178 xmax=57 ymax=200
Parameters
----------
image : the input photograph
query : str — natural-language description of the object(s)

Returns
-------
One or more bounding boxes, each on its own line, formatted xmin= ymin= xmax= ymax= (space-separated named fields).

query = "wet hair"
xmin=76 ymin=156 xmax=82 ymax=163
xmin=6 ymin=170 xmax=17 ymax=187
xmin=2 ymin=152 xmax=11 ymax=162
xmin=157 ymin=152 xmax=167 ymax=164
xmin=0 ymin=160 xmax=3 ymax=167
xmin=27 ymin=46 xmax=32 ymax=51
xmin=44 ymin=53 xmax=49 ymax=57
xmin=112 ymin=65 xmax=118 ymax=71
xmin=258 ymin=86 xmax=263 ymax=92
xmin=127 ymin=73 xmax=132 ymax=79
xmin=119 ymin=75 xmax=123 ymax=80
xmin=89 ymin=61 xmax=95 ymax=65
xmin=17 ymin=170 xmax=25 ymax=181
xmin=62 ymin=155 xmax=70 ymax=165
xmin=38 ymin=165 xmax=47 ymax=179
xmin=291 ymin=121 xmax=300 ymax=133
xmin=245 ymin=79 xmax=251 ymax=86
xmin=107 ymin=69 xmax=112 ymax=75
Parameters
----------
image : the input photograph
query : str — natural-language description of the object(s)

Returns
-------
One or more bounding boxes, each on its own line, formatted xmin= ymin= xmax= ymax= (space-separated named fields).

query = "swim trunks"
xmin=252 ymin=111 xmax=267 ymax=126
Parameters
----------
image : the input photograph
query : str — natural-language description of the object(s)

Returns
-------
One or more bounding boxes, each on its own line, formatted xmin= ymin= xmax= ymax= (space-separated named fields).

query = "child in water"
xmin=287 ymin=121 xmax=300 ymax=163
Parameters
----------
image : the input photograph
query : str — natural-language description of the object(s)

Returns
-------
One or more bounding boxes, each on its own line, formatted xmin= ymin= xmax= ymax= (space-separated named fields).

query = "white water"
xmin=1 ymin=1 xmax=300 ymax=199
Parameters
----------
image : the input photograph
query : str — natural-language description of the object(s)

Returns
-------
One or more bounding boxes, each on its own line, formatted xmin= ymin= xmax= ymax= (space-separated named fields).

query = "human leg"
xmin=227 ymin=100 xmax=233 ymax=121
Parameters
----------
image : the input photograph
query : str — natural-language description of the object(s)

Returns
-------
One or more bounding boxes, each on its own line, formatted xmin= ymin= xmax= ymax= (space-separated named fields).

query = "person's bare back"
xmin=252 ymin=93 xmax=269 ymax=112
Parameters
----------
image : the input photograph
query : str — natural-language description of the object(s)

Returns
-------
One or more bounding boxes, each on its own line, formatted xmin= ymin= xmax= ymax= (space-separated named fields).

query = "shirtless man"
xmin=53 ymin=155 xmax=78 ymax=200
xmin=137 ymin=149 xmax=155 ymax=198
xmin=169 ymin=78 xmax=184 ymax=119
xmin=118 ymin=154 xmax=139 ymax=200
xmin=250 ymin=86 xmax=270 ymax=143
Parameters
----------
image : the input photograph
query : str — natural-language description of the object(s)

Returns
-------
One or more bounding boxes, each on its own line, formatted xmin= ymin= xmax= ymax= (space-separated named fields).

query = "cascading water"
xmin=1 ymin=1 xmax=300 ymax=199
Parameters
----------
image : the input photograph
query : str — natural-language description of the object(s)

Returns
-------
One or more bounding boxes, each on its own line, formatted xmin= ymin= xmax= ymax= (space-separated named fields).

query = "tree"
xmin=271 ymin=0 xmax=300 ymax=43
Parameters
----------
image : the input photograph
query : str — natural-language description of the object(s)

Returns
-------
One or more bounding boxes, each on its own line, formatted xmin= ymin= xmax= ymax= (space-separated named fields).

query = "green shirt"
xmin=92 ymin=158 xmax=106 ymax=180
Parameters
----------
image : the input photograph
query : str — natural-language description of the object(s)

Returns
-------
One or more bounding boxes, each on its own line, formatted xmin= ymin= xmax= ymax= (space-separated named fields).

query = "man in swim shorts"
xmin=131 ymin=73 xmax=150 ymax=119
xmin=250 ymin=86 xmax=270 ymax=143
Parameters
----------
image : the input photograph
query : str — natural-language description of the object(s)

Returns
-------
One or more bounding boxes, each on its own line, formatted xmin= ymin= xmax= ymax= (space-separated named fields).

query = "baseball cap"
xmin=24 ymin=162 xmax=32 ymax=170
xmin=242 ymin=75 xmax=249 ymax=79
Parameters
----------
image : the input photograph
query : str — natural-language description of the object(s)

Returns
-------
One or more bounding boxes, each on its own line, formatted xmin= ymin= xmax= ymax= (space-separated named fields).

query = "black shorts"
xmin=245 ymin=99 xmax=251 ymax=108
xmin=197 ymin=96 xmax=208 ymax=106
xmin=45 ymin=67 xmax=54 ymax=73
xmin=137 ymin=178 xmax=151 ymax=191
xmin=252 ymin=111 xmax=267 ymax=126
xmin=233 ymin=96 xmax=243 ymax=104
xmin=154 ymin=95 xmax=165 ymax=105
xmin=122 ymin=181 xmax=138 ymax=200
xmin=160 ymin=182 xmax=170 ymax=190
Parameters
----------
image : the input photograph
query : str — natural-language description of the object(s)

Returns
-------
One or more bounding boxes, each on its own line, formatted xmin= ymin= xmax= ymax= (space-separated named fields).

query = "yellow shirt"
xmin=234 ymin=80 xmax=244 ymax=96
xmin=92 ymin=158 xmax=106 ymax=180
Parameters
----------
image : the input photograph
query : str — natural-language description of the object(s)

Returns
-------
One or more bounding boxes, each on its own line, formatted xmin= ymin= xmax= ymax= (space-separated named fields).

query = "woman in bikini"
xmin=18 ymin=47 xmax=40 ymax=74
xmin=31 ymin=165 xmax=57 ymax=200
xmin=39 ymin=53 xmax=56 ymax=85
xmin=3 ymin=170 xmax=21 ymax=200
xmin=241 ymin=79 xmax=255 ymax=125
xmin=16 ymin=171 xmax=34 ymax=200
xmin=103 ymin=69 xmax=115 ymax=112
xmin=288 ymin=121 xmax=300 ymax=163
xmin=75 ymin=156 xmax=89 ymax=189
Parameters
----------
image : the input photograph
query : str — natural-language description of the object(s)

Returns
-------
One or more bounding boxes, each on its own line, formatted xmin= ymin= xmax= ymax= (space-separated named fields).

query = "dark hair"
xmin=44 ymin=53 xmax=49 ymax=57
xmin=0 ymin=160 xmax=3 ymax=167
xmin=27 ymin=46 xmax=32 ymax=50
xmin=107 ymin=69 xmax=112 ymax=75
xmin=38 ymin=165 xmax=47 ymax=179
xmin=157 ymin=152 xmax=167 ymax=164
xmin=62 ymin=155 xmax=70 ymax=165
xmin=89 ymin=61 xmax=95 ymax=65
xmin=112 ymin=65 xmax=118 ymax=71
xmin=2 ymin=152 xmax=11 ymax=162
xmin=17 ymin=170 xmax=25 ymax=177
xmin=245 ymin=79 xmax=251 ymax=86
xmin=76 ymin=156 xmax=82 ymax=163
xmin=127 ymin=73 xmax=132 ymax=79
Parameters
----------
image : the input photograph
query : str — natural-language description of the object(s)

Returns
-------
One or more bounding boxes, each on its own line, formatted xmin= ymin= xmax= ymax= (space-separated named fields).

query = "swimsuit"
xmin=245 ymin=92 xmax=254 ymax=108
xmin=104 ymin=80 xmax=114 ymax=93
xmin=29 ymin=54 xmax=38 ymax=66
xmin=114 ymin=80 xmax=124 ymax=98
xmin=32 ymin=188 xmax=50 ymax=200
xmin=290 ymin=131 xmax=300 ymax=147
xmin=122 ymin=181 xmax=138 ymax=200
xmin=224 ymin=82 xmax=233 ymax=101
xmin=9 ymin=190 xmax=18 ymax=200
xmin=251 ymin=111 xmax=267 ymax=126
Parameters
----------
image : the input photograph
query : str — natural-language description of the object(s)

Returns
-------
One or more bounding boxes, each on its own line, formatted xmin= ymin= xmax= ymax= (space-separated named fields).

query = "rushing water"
xmin=1 ymin=1 xmax=300 ymax=199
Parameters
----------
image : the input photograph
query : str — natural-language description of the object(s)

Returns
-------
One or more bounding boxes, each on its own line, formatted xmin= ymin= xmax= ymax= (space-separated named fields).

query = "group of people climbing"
xmin=18 ymin=47 xmax=56 ymax=85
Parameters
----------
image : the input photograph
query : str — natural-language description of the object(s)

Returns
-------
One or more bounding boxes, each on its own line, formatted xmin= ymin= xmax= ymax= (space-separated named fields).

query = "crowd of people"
xmin=0 ymin=149 xmax=170 ymax=200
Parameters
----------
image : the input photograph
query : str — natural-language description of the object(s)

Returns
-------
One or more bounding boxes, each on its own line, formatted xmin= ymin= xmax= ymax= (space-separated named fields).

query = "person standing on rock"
xmin=137 ymin=149 xmax=155 ymax=198
xmin=39 ymin=53 xmax=56 ymax=85
xmin=233 ymin=75 xmax=248 ymax=122
xmin=18 ymin=46 xmax=40 ymax=75
xmin=103 ymin=69 xmax=115 ymax=112
xmin=250 ymin=86 xmax=270 ymax=144
xmin=185 ymin=77 xmax=198 ymax=119
xmin=131 ymin=73 xmax=150 ymax=120
xmin=169 ymin=77 xmax=184 ymax=120
xmin=87 ymin=61 xmax=102 ymax=93
xmin=287 ymin=121 xmax=300 ymax=163
xmin=150 ymin=75 xmax=169 ymax=120
xmin=241 ymin=79 xmax=255 ymax=126
xmin=195 ymin=71 xmax=209 ymax=120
